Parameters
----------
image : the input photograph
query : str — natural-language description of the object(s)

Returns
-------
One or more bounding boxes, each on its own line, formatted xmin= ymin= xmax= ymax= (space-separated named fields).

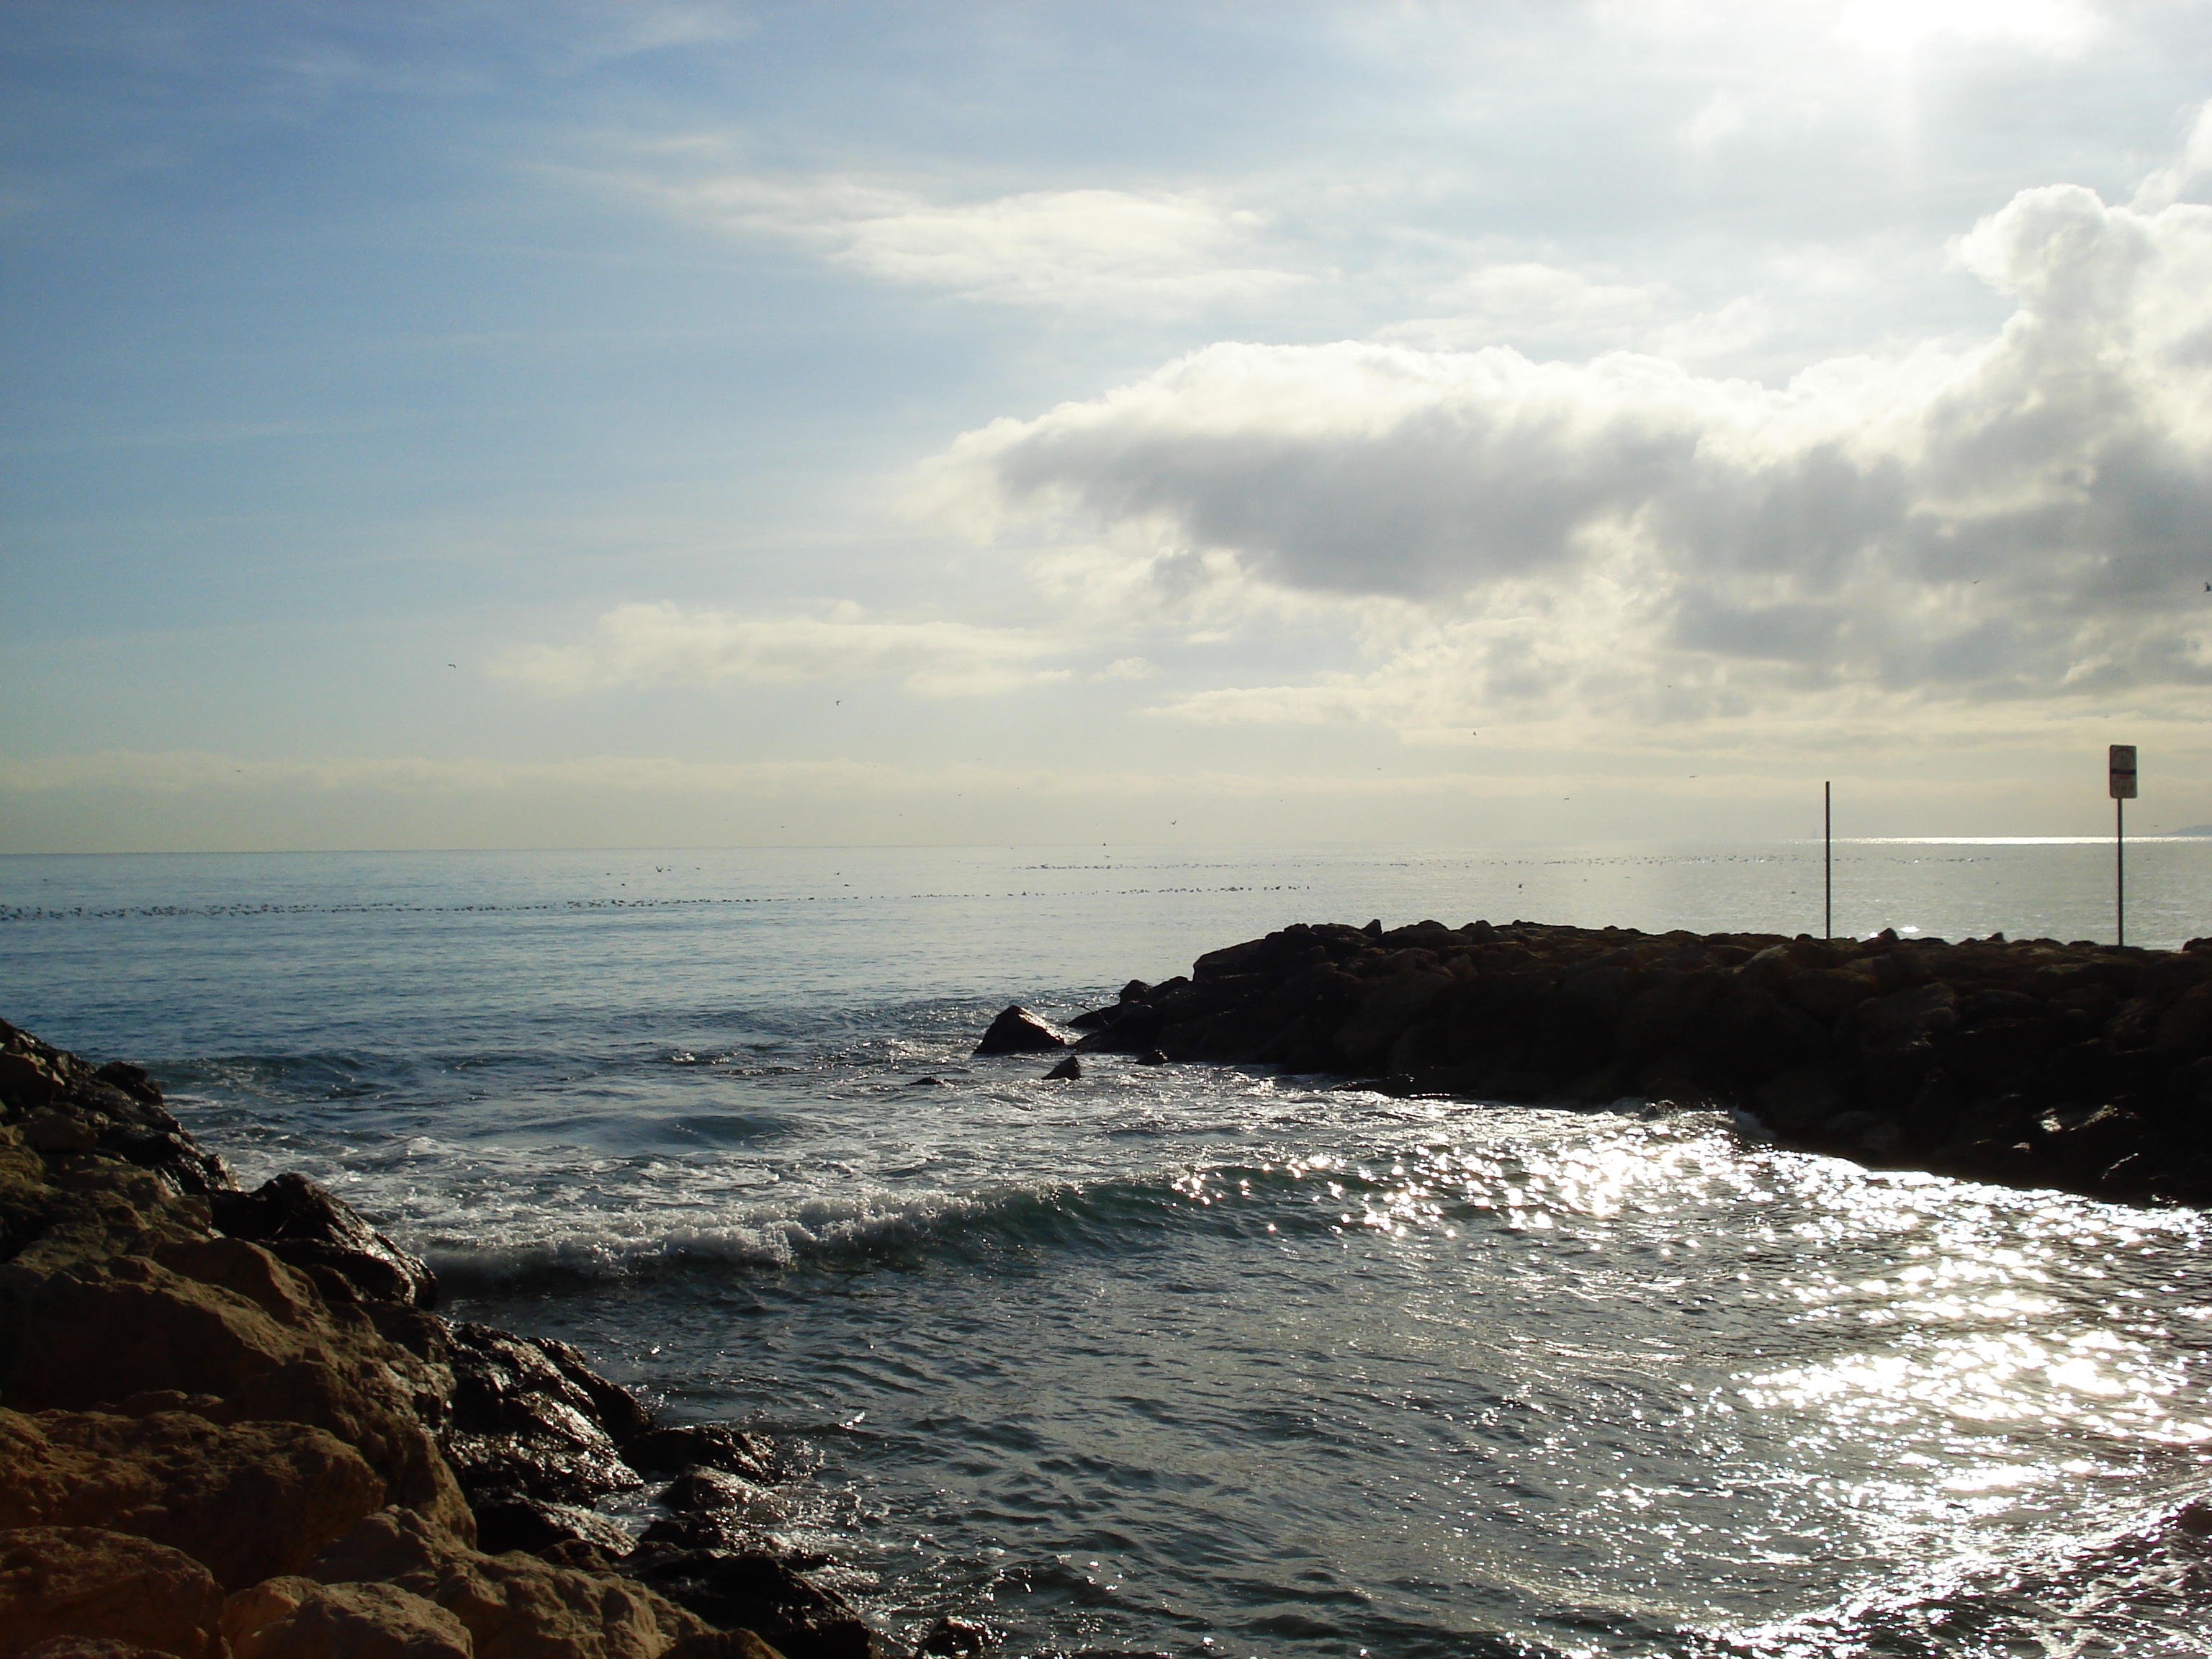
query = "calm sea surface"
xmin=5 ymin=841 xmax=2211 ymax=1658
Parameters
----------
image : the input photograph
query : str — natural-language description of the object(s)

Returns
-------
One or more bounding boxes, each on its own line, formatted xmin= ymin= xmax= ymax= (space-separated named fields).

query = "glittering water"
xmin=6 ymin=842 xmax=2211 ymax=1657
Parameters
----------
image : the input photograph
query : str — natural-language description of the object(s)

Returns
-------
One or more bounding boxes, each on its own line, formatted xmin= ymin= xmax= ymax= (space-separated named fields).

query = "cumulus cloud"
xmin=495 ymin=602 xmax=1071 ymax=696
xmin=639 ymin=170 xmax=1301 ymax=308
xmin=927 ymin=176 xmax=2212 ymax=727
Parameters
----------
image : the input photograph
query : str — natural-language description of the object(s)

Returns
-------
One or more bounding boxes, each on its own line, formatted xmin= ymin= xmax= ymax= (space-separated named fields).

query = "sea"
xmin=4 ymin=839 xmax=2211 ymax=1659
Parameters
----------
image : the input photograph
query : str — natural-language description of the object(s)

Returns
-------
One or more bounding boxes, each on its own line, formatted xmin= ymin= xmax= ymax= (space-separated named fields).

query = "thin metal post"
xmin=2116 ymin=795 xmax=2126 ymax=948
xmin=1824 ymin=781 xmax=1833 ymax=940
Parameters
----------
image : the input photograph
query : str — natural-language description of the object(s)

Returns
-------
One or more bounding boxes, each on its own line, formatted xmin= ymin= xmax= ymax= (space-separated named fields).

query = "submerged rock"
xmin=917 ymin=1614 xmax=999 ymax=1655
xmin=661 ymin=1467 xmax=775 ymax=1514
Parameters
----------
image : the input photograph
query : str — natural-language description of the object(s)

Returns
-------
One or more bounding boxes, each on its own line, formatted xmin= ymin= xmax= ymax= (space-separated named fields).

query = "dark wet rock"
xmin=634 ymin=1513 xmax=830 ymax=1563
xmin=472 ymin=1494 xmax=638 ymax=1557
xmin=917 ymin=1614 xmax=999 ymax=1655
xmin=907 ymin=1076 xmax=946 ymax=1087
xmin=971 ymin=1005 xmax=1067 ymax=1056
xmin=623 ymin=1422 xmax=783 ymax=1483
xmin=209 ymin=1172 xmax=438 ymax=1308
xmin=1042 ymin=1056 xmax=1081 ymax=1081
xmin=629 ymin=1549 xmax=887 ymax=1659
xmin=1074 ymin=1004 xmax=1161 ymax=1053
xmin=439 ymin=1322 xmax=649 ymax=1509
xmin=96 ymin=1126 xmax=230 ymax=1197
xmin=662 ymin=1467 xmax=771 ymax=1514
xmin=1136 ymin=1049 xmax=1169 ymax=1066
xmin=0 ymin=1021 xmax=234 ymax=1200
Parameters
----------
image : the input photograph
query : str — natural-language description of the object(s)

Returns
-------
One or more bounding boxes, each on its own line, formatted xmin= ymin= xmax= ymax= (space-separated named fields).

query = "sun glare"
xmin=1833 ymin=0 xmax=2098 ymax=57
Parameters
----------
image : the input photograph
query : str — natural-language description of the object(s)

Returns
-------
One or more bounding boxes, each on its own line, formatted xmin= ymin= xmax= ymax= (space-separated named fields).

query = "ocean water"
xmin=6 ymin=840 xmax=2212 ymax=1658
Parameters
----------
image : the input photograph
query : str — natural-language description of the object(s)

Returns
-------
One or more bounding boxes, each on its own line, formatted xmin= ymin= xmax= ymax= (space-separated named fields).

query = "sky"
xmin=5 ymin=0 xmax=2212 ymax=853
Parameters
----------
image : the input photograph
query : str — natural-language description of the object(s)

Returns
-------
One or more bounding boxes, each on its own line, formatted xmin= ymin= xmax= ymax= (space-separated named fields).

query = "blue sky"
xmin=6 ymin=0 xmax=2211 ymax=852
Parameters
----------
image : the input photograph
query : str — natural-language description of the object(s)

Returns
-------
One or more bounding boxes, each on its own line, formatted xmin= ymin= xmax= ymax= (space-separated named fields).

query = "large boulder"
xmin=302 ymin=1506 xmax=727 ymax=1659
xmin=970 ymin=1007 xmax=1066 ymax=1056
xmin=0 ymin=1250 xmax=474 ymax=1544
xmin=223 ymin=1575 xmax=473 ymax=1659
xmin=0 ymin=1020 xmax=233 ymax=1198
xmin=0 ymin=1526 xmax=227 ymax=1659
xmin=0 ymin=1406 xmax=385 ymax=1592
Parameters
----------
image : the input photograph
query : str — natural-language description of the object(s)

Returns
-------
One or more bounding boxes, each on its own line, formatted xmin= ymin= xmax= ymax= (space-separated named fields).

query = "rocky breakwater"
xmin=1041 ymin=920 xmax=2212 ymax=1206
xmin=0 ymin=1017 xmax=915 ymax=1659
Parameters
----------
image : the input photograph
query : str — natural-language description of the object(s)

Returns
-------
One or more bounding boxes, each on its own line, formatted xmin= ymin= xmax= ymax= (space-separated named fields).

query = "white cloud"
xmin=494 ymin=602 xmax=1071 ymax=697
xmin=638 ymin=169 xmax=1303 ymax=309
xmin=1372 ymin=263 xmax=1771 ymax=365
xmin=1097 ymin=657 xmax=1161 ymax=681
xmin=927 ymin=178 xmax=2212 ymax=728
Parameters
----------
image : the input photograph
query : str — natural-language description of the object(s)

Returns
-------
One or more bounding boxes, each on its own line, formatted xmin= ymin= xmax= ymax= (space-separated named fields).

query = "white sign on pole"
xmin=2110 ymin=745 xmax=2138 ymax=799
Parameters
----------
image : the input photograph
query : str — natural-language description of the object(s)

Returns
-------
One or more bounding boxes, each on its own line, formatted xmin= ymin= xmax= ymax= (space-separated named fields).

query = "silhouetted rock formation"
xmin=971 ymin=1005 xmax=1068 ymax=1056
xmin=1059 ymin=921 xmax=2212 ymax=1205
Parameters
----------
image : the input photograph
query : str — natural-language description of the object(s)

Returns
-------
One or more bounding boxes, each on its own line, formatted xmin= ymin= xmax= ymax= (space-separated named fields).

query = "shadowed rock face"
xmin=0 ymin=1018 xmax=912 ymax=1659
xmin=971 ymin=1005 xmax=1068 ymax=1056
xmin=1060 ymin=920 xmax=2212 ymax=1205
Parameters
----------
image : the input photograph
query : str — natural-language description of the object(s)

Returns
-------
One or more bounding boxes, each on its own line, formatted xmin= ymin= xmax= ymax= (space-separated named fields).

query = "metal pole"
xmin=1824 ymin=781 xmax=1833 ymax=939
xmin=2116 ymin=795 xmax=2125 ymax=948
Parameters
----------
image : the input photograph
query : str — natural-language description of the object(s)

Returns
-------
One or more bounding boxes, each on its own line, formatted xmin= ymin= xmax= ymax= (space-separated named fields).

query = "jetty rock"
xmin=0 ymin=1015 xmax=903 ymax=1659
xmin=1061 ymin=920 xmax=2212 ymax=1205
xmin=971 ymin=1004 xmax=1068 ymax=1056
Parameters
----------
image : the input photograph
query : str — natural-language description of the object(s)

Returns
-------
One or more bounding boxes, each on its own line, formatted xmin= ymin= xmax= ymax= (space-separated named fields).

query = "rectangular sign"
xmin=2110 ymin=744 xmax=2138 ymax=799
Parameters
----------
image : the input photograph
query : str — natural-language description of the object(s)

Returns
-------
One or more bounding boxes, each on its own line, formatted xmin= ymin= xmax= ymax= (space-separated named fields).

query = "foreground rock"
xmin=1058 ymin=920 xmax=2212 ymax=1205
xmin=0 ymin=1016 xmax=906 ymax=1659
